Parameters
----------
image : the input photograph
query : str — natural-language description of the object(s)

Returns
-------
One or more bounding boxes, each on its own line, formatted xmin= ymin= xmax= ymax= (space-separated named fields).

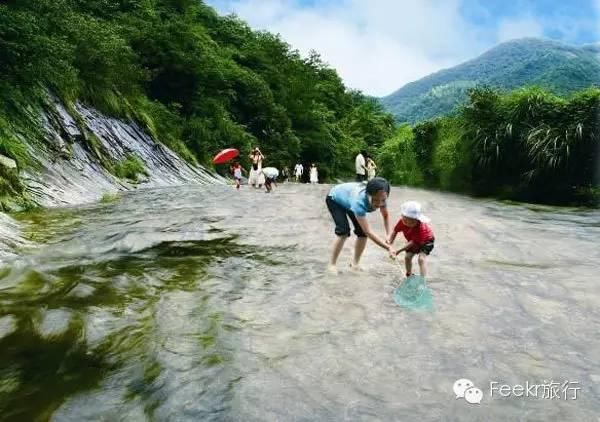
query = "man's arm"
xmin=380 ymin=207 xmax=390 ymax=236
xmin=356 ymin=216 xmax=395 ymax=253
xmin=387 ymin=231 xmax=398 ymax=245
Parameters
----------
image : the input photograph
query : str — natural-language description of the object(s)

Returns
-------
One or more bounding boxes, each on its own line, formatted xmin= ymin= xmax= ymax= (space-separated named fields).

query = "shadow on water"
xmin=0 ymin=318 xmax=112 ymax=422
xmin=0 ymin=230 xmax=282 ymax=421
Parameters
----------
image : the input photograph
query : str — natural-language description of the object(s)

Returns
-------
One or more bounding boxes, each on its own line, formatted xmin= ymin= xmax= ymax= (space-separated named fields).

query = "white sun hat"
xmin=400 ymin=201 xmax=431 ymax=223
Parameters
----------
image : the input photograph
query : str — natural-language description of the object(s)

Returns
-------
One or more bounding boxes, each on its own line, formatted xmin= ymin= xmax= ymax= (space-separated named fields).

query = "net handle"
xmin=391 ymin=255 xmax=427 ymax=285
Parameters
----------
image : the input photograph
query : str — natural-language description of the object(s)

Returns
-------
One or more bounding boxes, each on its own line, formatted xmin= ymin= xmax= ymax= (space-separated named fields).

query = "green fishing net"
xmin=393 ymin=275 xmax=434 ymax=311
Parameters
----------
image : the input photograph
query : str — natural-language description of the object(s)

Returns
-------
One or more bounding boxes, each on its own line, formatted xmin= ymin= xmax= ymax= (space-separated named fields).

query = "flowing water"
xmin=0 ymin=183 xmax=598 ymax=421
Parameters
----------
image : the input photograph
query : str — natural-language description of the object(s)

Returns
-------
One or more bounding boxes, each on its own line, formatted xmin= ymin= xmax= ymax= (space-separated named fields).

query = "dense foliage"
xmin=0 ymin=2 xmax=597 ymax=206
xmin=0 ymin=0 xmax=394 ymax=183
xmin=381 ymin=38 xmax=600 ymax=124
xmin=377 ymin=86 xmax=600 ymax=206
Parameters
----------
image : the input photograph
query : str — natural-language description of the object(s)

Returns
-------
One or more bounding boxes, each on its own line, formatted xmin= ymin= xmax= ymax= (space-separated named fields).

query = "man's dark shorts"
xmin=355 ymin=174 xmax=367 ymax=182
xmin=326 ymin=195 xmax=366 ymax=238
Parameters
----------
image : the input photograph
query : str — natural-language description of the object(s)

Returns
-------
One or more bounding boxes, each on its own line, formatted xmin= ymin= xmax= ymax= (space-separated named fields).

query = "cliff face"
xmin=18 ymin=98 xmax=221 ymax=208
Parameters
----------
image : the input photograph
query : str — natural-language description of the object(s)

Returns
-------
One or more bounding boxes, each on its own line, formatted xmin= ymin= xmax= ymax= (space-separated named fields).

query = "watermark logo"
xmin=490 ymin=381 xmax=580 ymax=400
xmin=453 ymin=379 xmax=482 ymax=404
xmin=454 ymin=378 xmax=581 ymax=405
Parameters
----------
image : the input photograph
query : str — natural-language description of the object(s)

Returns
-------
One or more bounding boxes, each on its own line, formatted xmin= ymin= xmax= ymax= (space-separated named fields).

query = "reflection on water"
xmin=0 ymin=184 xmax=599 ymax=421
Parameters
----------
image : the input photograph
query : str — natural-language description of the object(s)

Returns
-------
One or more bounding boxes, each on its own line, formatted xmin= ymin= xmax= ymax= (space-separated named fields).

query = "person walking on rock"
xmin=294 ymin=162 xmax=304 ymax=183
xmin=231 ymin=162 xmax=246 ymax=190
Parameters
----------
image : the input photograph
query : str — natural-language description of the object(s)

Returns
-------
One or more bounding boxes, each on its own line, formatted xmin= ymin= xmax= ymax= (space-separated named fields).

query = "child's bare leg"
xmin=405 ymin=252 xmax=415 ymax=276
xmin=418 ymin=252 xmax=427 ymax=278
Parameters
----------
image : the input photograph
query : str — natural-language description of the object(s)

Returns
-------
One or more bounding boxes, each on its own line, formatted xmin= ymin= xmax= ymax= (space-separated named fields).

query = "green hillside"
xmin=381 ymin=38 xmax=600 ymax=123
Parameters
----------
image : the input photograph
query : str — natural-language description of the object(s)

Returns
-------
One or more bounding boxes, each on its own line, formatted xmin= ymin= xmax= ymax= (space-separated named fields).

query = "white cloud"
xmin=497 ymin=17 xmax=544 ymax=42
xmin=205 ymin=1 xmax=564 ymax=97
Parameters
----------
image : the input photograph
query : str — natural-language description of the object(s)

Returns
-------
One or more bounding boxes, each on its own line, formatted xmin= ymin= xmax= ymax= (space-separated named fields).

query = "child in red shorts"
xmin=387 ymin=201 xmax=434 ymax=278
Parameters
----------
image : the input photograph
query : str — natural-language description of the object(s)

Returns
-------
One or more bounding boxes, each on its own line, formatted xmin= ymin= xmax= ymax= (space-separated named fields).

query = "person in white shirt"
xmin=248 ymin=147 xmax=265 ymax=188
xmin=309 ymin=163 xmax=319 ymax=184
xmin=355 ymin=151 xmax=367 ymax=182
xmin=294 ymin=163 xmax=304 ymax=182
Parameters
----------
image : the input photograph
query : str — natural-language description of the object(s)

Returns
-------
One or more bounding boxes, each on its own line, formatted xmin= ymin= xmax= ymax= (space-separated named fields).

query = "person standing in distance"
xmin=248 ymin=147 xmax=265 ymax=188
xmin=355 ymin=150 xmax=367 ymax=182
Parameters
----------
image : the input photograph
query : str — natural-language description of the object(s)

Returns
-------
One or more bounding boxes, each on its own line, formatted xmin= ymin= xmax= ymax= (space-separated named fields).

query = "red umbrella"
xmin=212 ymin=148 xmax=239 ymax=164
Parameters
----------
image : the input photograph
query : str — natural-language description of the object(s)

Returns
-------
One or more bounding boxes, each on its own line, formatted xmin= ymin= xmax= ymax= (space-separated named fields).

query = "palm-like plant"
xmin=525 ymin=123 xmax=577 ymax=170
xmin=460 ymin=87 xmax=506 ymax=167
xmin=456 ymin=85 xmax=599 ymax=202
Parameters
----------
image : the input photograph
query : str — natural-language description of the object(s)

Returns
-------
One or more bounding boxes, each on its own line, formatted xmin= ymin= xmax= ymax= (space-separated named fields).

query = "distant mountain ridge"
xmin=380 ymin=38 xmax=600 ymax=123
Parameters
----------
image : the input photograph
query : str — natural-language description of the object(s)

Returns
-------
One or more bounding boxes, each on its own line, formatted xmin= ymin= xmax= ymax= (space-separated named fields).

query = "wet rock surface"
xmin=21 ymin=99 xmax=223 ymax=208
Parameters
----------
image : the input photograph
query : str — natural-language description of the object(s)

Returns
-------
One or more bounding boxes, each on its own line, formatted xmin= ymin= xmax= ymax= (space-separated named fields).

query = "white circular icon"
xmin=453 ymin=378 xmax=474 ymax=399
xmin=464 ymin=387 xmax=483 ymax=404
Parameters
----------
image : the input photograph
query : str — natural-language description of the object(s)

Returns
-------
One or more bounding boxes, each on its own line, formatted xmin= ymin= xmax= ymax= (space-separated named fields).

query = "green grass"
xmin=100 ymin=192 xmax=120 ymax=203
xmin=112 ymin=154 xmax=147 ymax=182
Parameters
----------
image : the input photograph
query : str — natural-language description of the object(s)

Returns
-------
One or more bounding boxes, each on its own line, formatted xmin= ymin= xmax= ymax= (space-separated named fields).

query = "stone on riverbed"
xmin=39 ymin=309 xmax=72 ymax=338
xmin=68 ymin=283 xmax=96 ymax=298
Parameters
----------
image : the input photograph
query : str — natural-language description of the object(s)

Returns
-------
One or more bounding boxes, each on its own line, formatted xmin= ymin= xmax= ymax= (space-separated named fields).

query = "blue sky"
xmin=459 ymin=0 xmax=599 ymax=44
xmin=207 ymin=0 xmax=600 ymax=96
